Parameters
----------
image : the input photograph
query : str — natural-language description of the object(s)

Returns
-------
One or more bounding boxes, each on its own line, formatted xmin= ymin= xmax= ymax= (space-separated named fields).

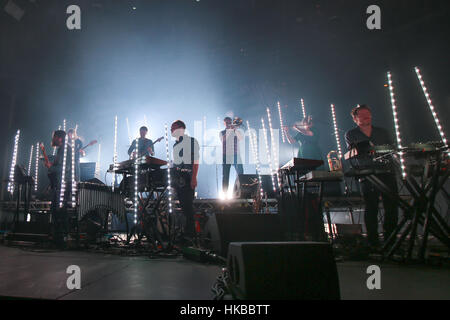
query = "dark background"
xmin=1 ymin=0 xmax=449 ymax=198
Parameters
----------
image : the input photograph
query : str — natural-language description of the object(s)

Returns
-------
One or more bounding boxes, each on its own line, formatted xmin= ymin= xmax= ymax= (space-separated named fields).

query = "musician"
xmin=67 ymin=128 xmax=83 ymax=181
xmin=220 ymin=117 xmax=244 ymax=196
xmin=345 ymin=104 xmax=398 ymax=250
xmin=171 ymin=120 xmax=200 ymax=244
xmin=128 ymin=126 xmax=155 ymax=158
xmin=40 ymin=130 xmax=71 ymax=248
xmin=284 ymin=115 xmax=324 ymax=168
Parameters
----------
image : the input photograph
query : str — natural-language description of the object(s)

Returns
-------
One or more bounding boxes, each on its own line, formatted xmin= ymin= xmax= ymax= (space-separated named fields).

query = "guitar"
xmin=78 ymin=140 xmax=98 ymax=157
xmin=130 ymin=136 xmax=164 ymax=159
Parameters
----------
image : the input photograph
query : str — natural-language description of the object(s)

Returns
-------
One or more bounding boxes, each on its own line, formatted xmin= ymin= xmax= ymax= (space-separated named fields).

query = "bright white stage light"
xmin=59 ymin=131 xmax=69 ymax=208
xmin=112 ymin=116 xmax=118 ymax=190
xmin=164 ymin=124 xmax=173 ymax=214
xmin=71 ymin=136 xmax=76 ymax=208
xmin=34 ymin=142 xmax=39 ymax=192
xmin=330 ymin=104 xmax=343 ymax=159
xmin=247 ymin=120 xmax=264 ymax=200
xmin=7 ymin=130 xmax=20 ymax=194
xmin=277 ymin=102 xmax=286 ymax=143
xmin=126 ymin=117 xmax=132 ymax=145
xmin=414 ymin=67 xmax=449 ymax=157
xmin=95 ymin=143 xmax=101 ymax=179
xmin=387 ymin=72 xmax=407 ymax=179
xmin=261 ymin=118 xmax=277 ymax=193
xmin=300 ymin=98 xmax=306 ymax=119
xmin=267 ymin=107 xmax=281 ymax=191
xmin=134 ymin=137 xmax=139 ymax=225
xmin=27 ymin=145 xmax=34 ymax=176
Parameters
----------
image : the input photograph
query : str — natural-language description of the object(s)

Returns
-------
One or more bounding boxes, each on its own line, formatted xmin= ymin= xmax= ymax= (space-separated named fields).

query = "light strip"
xmin=34 ymin=142 xmax=39 ymax=192
xmin=27 ymin=145 xmax=34 ymax=176
xmin=71 ymin=136 xmax=76 ymax=208
xmin=415 ymin=67 xmax=449 ymax=157
xmin=330 ymin=104 xmax=343 ymax=159
xmin=112 ymin=115 xmax=118 ymax=190
xmin=95 ymin=143 xmax=101 ymax=178
xmin=134 ymin=137 xmax=139 ymax=224
xmin=7 ymin=130 xmax=20 ymax=194
xmin=165 ymin=124 xmax=173 ymax=215
xmin=301 ymin=98 xmax=306 ymax=119
xmin=126 ymin=117 xmax=132 ymax=145
xmin=63 ymin=119 xmax=66 ymax=132
xmin=59 ymin=131 xmax=69 ymax=207
xmin=277 ymin=102 xmax=286 ymax=143
xmin=267 ymin=107 xmax=282 ymax=190
xmin=261 ymin=118 xmax=276 ymax=192
xmin=247 ymin=121 xmax=264 ymax=200
xmin=387 ymin=72 xmax=407 ymax=179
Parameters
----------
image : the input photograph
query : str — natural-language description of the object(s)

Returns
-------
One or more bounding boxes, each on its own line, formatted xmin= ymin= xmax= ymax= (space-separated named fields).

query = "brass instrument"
xmin=327 ymin=150 xmax=342 ymax=171
xmin=232 ymin=117 xmax=243 ymax=128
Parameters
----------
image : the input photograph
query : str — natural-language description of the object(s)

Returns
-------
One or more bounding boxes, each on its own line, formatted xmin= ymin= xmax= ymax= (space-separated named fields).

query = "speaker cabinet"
xmin=203 ymin=213 xmax=283 ymax=257
xmin=227 ymin=242 xmax=340 ymax=300
xmin=80 ymin=162 xmax=96 ymax=182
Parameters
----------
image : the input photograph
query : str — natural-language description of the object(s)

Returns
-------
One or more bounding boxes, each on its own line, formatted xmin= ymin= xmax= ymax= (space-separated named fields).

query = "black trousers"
xmin=48 ymin=173 xmax=68 ymax=246
xmin=222 ymin=154 xmax=244 ymax=193
xmin=175 ymin=185 xmax=195 ymax=238
xmin=360 ymin=173 xmax=399 ymax=246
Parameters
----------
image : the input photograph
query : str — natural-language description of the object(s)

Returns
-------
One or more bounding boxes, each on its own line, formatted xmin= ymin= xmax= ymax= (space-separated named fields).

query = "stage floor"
xmin=0 ymin=245 xmax=449 ymax=300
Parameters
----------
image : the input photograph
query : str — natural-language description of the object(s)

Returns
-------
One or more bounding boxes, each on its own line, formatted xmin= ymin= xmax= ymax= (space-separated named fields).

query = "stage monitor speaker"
xmin=233 ymin=174 xmax=276 ymax=199
xmin=203 ymin=213 xmax=283 ymax=257
xmin=227 ymin=242 xmax=340 ymax=300
xmin=80 ymin=162 xmax=96 ymax=182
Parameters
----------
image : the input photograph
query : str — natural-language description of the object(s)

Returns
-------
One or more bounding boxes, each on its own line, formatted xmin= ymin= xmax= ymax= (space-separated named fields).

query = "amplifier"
xmin=80 ymin=162 xmax=96 ymax=181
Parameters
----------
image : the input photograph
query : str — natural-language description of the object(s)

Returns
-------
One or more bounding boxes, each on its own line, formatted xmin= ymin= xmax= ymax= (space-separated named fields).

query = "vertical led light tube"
xmin=134 ymin=137 xmax=139 ymax=224
xmin=34 ymin=142 xmax=39 ymax=192
xmin=164 ymin=124 xmax=173 ymax=215
xmin=7 ymin=130 xmax=20 ymax=194
xmin=387 ymin=72 xmax=407 ymax=179
xmin=71 ymin=136 xmax=76 ymax=208
xmin=300 ymin=98 xmax=306 ymax=119
xmin=330 ymin=104 xmax=343 ymax=159
xmin=27 ymin=145 xmax=34 ymax=175
xmin=95 ymin=143 xmax=101 ymax=178
xmin=414 ymin=67 xmax=449 ymax=157
xmin=277 ymin=102 xmax=286 ymax=143
xmin=261 ymin=118 xmax=276 ymax=192
xmin=112 ymin=116 xmax=118 ymax=190
xmin=267 ymin=107 xmax=282 ymax=190
xmin=247 ymin=121 xmax=264 ymax=199
xmin=59 ymin=132 xmax=69 ymax=208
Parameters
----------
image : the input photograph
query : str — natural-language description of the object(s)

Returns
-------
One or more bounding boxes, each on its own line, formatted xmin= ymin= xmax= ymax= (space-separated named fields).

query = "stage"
xmin=0 ymin=245 xmax=448 ymax=300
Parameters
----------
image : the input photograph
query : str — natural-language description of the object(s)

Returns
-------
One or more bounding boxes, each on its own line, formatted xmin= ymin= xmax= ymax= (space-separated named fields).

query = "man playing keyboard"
xmin=345 ymin=104 xmax=398 ymax=251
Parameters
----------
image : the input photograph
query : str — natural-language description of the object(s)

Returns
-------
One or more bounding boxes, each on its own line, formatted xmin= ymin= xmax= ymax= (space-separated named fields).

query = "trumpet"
xmin=232 ymin=117 xmax=243 ymax=128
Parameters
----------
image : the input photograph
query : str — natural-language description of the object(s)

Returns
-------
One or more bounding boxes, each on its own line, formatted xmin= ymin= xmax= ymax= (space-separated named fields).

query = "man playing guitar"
xmin=67 ymin=128 xmax=97 ymax=181
xmin=128 ymin=126 xmax=163 ymax=159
